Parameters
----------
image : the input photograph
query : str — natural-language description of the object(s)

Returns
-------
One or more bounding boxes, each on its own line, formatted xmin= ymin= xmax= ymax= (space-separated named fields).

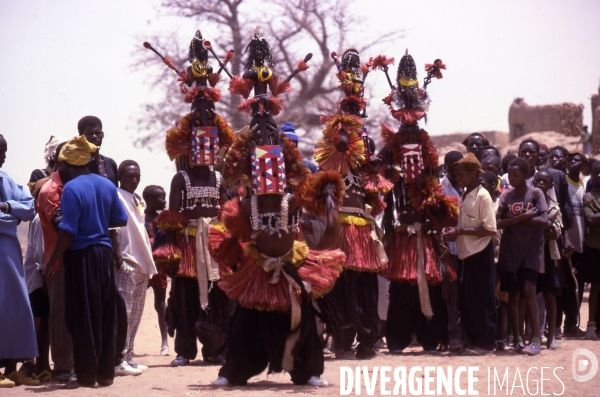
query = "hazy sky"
xmin=1 ymin=0 xmax=599 ymax=193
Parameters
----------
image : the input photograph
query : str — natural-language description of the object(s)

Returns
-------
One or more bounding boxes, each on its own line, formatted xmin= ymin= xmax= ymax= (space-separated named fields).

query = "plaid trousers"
xmin=115 ymin=263 xmax=149 ymax=362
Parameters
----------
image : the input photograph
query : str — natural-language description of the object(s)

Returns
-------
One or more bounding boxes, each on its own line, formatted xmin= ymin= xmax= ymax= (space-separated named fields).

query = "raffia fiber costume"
xmin=373 ymin=52 xmax=458 ymax=352
xmin=208 ymin=29 xmax=344 ymax=386
xmin=152 ymin=30 xmax=236 ymax=363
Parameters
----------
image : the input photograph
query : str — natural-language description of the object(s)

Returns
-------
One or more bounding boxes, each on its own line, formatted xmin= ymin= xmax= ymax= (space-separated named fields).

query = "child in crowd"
xmin=497 ymin=157 xmax=548 ymax=355
xmin=533 ymin=170 xmax=563 ymax=349
xmin=444 ymin=153 xmax=497 ymax=355
xmin=480 ymin=170 xmax=513 ymax=350
xmin=114 ymin=160 xmax=157 ymax=372
xmin=582 ymin=157 xmax=597 ymax=190
xmin=480 ymin=145 xmax=500 ymax=161
xmin=482 ymin=155 xmax=509 ymax=197
xmin=501 ymin=153 xmax=517 ymax=176
xmin=561 ymin=151 xmax=587 ymax=336
xmin=142 ymin=185 xmax=170 ymax=355
xmin=582 ymin=161 xmax=600 ymax=340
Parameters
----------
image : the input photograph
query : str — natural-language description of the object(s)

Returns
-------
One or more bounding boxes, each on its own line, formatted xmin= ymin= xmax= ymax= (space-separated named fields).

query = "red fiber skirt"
xmin=217 ymin=246 xmax=345 ymax=311
xmin=382 ymin=232 xmax=455 ymax=284
xmin=333 ymin=223 xmax=385 ymax=272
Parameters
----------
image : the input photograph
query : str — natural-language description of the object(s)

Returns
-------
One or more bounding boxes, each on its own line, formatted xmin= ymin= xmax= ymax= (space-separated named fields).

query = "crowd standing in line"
xmin=1 ymin=29 xmax=600 ymax=389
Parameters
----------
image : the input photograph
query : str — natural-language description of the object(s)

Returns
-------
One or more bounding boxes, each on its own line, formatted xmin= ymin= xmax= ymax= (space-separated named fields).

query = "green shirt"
xmin=584 ymin=188 xmax=600 ymax=249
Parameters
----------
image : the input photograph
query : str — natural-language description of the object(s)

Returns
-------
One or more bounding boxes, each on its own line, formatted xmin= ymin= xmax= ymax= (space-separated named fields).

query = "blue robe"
xmin=0 ymin=170 xmax=37 ymax=360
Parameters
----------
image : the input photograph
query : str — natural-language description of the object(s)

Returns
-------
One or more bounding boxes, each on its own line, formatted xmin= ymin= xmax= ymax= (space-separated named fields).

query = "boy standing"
xmin=561 ymin=151 xmax=587 ymax=336
xmin=533 ymin=170 xmax=563 ymax=349
xmin=142 ymin=185 xmax=170 ymax=355
xmin=444 ymin=153 xmax=497 ymax=354
xmin=114 ymin=160 xmax=157 ymax=370
xmin=497 ymin=158 xmax=548 ymax=355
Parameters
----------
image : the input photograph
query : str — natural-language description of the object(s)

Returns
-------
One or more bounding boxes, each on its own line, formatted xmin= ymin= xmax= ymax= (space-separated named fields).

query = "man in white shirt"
xmin=114 ymin=160 xmax=157 ymax=371
xmin=439 ymin=151 xmax=463 ymax=352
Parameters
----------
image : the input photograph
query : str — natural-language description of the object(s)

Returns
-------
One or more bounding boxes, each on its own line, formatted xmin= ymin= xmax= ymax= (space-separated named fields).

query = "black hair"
xmin=501 ymin=153 xmax=517 ymax=175
xmin=77 ymin=116 xmax=102 ymax=135
xmin=480 ymin=170 xmax=498 ymax=188
xmin=444 ymin=150 xmax=464 ymax=165
xmin=245 ymin=36 xmax=275 ymax=70
xmin=467 ymin=133 xmax=485 ymax=141
xmin=518 ymin=138 xmax=540 ymax=153
xmin=549 ymin=146 xmax=569 ymax=158
xmin=189 ymin=36 xmax=208 ymax=63
xmin=142 ymin=185 xmax=165 ymax=201
xmin=341 ymin=49 xmax=360 ymax=73
xmin=397 ymin=53 xmax=417 ymax=81
xmin=54 ymin=142 xmax=67 ymax=162
xmin=508 ymin=157 xmax=529 ymax=175
xmin=117 ymin=160 xmax=140 ymax=177
xmin=481 ymin=145 xmax=500 ymax=157
xmin=591 ymin=161 xmax=600 ymax=172
xmin=535 ymin=169 xmax=553 ymax=180
xmin=482 ymin=154 xmax=501 ymax=167
xmin=566 ymin=152 xmax=588 ymax=164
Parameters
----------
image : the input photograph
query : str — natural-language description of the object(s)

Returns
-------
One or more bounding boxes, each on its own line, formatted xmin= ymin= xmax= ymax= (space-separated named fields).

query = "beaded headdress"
xmin=188 ymin=29 xmax=209 ymax=63
xmin=244 ymin=27 xmax=275 ymax=70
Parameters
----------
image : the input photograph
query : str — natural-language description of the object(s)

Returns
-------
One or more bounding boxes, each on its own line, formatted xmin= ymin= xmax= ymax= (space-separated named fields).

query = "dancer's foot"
xmin=211 ymin=376 xmax=230 ymax=387
xmin=307 ymin=376 xmax=328 ymax=387
xmin=170 ymin=356 xmax=189 ymax=367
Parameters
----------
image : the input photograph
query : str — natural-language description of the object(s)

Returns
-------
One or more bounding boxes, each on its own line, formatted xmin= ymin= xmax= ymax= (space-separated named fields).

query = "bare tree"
xmin=131 ymin=0 xmax=403 ymax=152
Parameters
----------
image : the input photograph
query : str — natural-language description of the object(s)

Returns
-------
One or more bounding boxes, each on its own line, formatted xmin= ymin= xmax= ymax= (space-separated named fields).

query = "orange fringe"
xmin=165 ymin=112 xmax=234 ymax=161
xmin=382 ymin=232 xmax=456 ymax=284
xmin=221 ymin=198 xmax=252 ymax=241
xmin=207 ymin=73 xmax=222 ymax=87
xmin=370 ymin=55 xmax=395 ymax=70
xmin=229 ymin=76 xmax=254 ymax=98
xmin=156 ymin=210 xmax=189 ymax=232
xmin=217 ymin=243 xmax=344 ymax=311
xmin=268 ymin=77 xmax=292 ymax=97
xmin=361 ymin=170 xmax=394 ymax=195
xmin=208 ymin=225 xmax=245 ymax=277
xmin=184 ymin=86 xmax=222 ymax=104
xmin=152 ymin=243 xmax=182 ymax=276
xmin=296 ymin=171 xmax=345 ymax=216
xmin=332 ymin=222 xmax=385 ymax=272
xmin=314 ymin=114 xmax=365 ymax=175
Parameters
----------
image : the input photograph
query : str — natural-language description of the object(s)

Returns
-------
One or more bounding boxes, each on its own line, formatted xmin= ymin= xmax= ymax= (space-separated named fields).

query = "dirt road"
xmin=4 ymin=285 xmax=599 ymax=396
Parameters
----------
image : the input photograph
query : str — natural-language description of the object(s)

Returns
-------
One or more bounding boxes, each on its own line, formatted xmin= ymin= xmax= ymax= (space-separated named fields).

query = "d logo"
xmin=572 ymin=348 xmax=598 ymax=383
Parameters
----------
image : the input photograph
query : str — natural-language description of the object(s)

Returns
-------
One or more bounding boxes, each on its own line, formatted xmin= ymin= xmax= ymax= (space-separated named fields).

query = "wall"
xmin=508 ymin=98 xmax=583 ymax=141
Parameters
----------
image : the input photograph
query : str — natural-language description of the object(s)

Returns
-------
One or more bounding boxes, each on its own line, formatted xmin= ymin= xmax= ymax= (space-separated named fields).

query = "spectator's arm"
xmin=44 ymin=229 xmax=74 ymax=280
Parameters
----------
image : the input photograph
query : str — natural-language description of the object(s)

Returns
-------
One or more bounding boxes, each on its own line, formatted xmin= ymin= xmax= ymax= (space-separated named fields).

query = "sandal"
xmin=33 ymin=370 xmax=52 ymax=382
xmin=160 ymin=346 xmax=170 ymax=356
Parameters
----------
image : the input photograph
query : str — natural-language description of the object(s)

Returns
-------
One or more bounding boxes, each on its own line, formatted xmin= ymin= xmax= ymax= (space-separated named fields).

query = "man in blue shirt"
xmin=44 ymin=136 xmax=127 ymax=388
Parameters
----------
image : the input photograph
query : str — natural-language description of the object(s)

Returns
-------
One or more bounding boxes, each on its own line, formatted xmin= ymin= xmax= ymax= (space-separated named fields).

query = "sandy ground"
xmin=4 ymin=282 xmax=600 ymax=397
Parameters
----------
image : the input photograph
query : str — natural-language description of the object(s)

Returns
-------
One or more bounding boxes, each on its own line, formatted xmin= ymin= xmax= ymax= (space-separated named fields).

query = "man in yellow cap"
xmin=44 ymin=135 xmax=128 ymax=388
